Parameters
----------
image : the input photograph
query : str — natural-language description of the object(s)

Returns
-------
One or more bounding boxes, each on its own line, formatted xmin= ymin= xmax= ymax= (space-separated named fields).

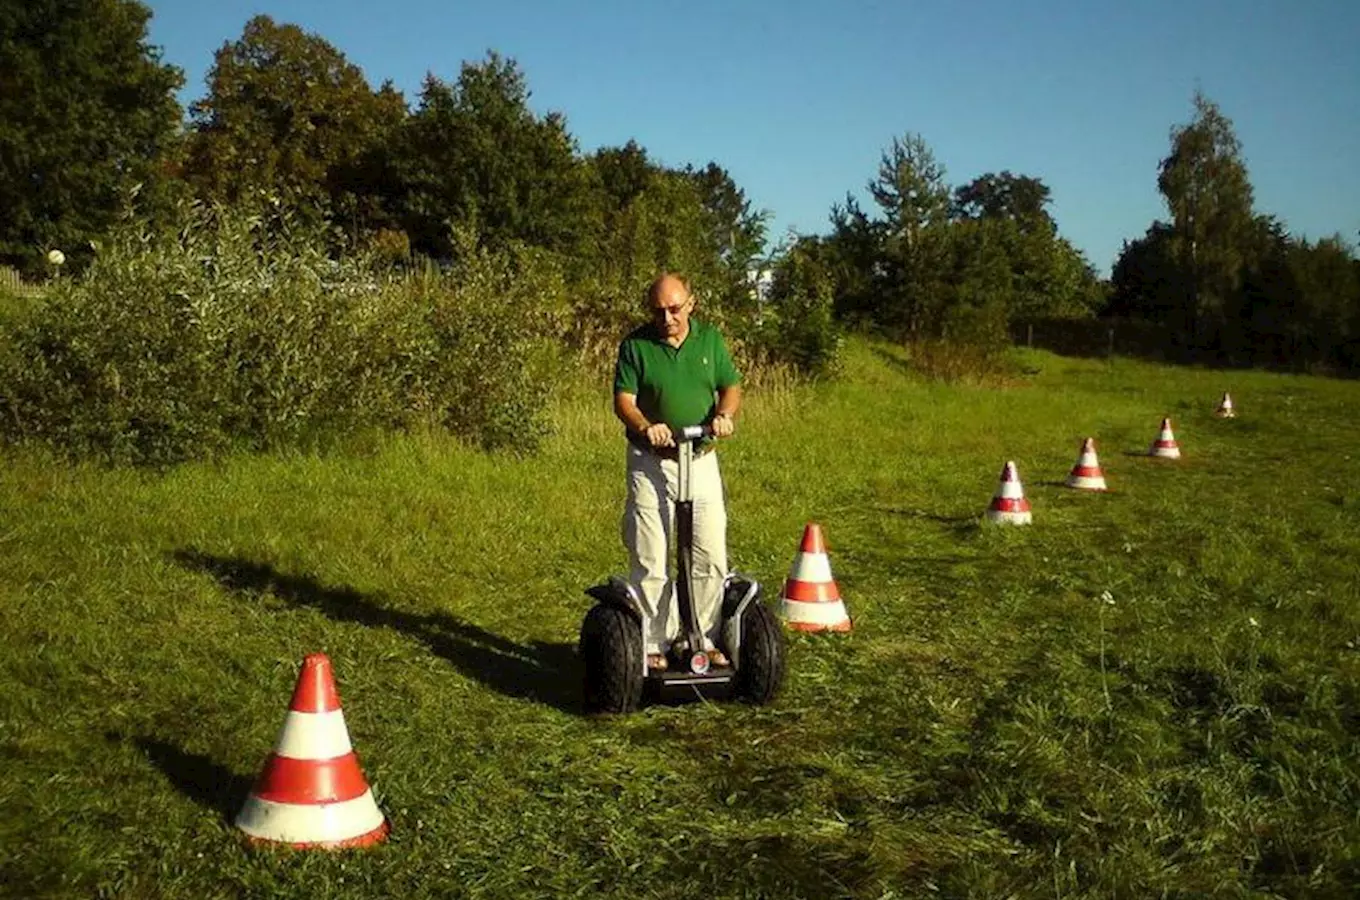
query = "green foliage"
xmin=1157 ymin=91 xmax=1256 ymax=344
xmin=951 ymin=170 xmax=1055 ymax=232
xmin=868 ymin=132 xmax=950 ymax=241
xmin=821 ymin=136 xmax=1101 ymax=370
xmin=756 ymin=240 xmax=843 ymax=378
xmin=399 ymin=54 xmax=594 ymax=261
xmin=0 ymin=203 xmax=564 ymax=465
xmin=183 ymin=15 xmax=407 ymax=239
xmin=0 ymin=0 xmax=183 ymax=272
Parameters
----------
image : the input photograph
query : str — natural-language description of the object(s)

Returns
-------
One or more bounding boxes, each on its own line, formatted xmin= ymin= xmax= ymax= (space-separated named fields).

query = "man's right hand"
xmin=643 ymin=423 xmax=674 ymax=448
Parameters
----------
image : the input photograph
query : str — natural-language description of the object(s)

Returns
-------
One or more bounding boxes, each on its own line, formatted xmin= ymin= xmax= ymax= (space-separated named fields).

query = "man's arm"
xmin=615 ymin=391 xmax=674 ymax=447
xmin=711 ymin=385 xmax=742 ymax=437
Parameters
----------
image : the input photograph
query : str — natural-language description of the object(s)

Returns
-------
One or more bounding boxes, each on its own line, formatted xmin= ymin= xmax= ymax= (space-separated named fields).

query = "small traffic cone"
xmin=986 ymin=461 xmax=1032 ymax=524
xmin=1215 ymin=392 xmax=1236 ymax=418
xmin=1065 ymin=438 xmax=1108 ymax=491
xmin=780 ymin=523 xmax=852 ymax=632
xmin=236 ymin=654 xmax=389 ymax=849
xmin=1148 ymin=417 xmax=1181 ymax=459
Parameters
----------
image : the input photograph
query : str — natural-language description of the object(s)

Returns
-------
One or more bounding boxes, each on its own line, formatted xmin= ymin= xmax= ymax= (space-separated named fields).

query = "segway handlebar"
xmin=675 ymin=424 xmax=710 ymax=443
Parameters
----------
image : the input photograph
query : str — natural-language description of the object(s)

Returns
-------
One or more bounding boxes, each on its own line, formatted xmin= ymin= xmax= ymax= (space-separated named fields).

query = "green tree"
xmin=399 ymin=53 xmax=592 ymax=260
xmin=826 ymin=195 xmax=886 ymax=324
xmin=1288 ymin=234 xmax=1359 ymax=368
xmin=1157 ymin=92 xmax=1256 ymax=348
xmin=183 ymin=15 xmax=406 ymax=237
xmin=952 ymin=171 xmax=1055 ymax=233
xmin=0 ymin=0 xmax=183 ymax=271
xmin=869 ymin=132 xmax=950 ymax=248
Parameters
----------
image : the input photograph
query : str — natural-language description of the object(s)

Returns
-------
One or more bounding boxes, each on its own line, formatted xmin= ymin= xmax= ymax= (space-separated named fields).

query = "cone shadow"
xmin=875 ymin=507 xmax=980 ymax=539
xmin=128 ymin=734 xmax=253 ymax=825
xmin=173 ymin=549 xmax=583 ymax=715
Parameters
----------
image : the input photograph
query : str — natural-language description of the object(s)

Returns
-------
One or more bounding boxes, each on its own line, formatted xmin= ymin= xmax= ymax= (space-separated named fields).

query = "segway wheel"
xmin=580 ymin=604 xmax=644 ymax=714
xmin=736 ymin=600 xmax=785 ymax=704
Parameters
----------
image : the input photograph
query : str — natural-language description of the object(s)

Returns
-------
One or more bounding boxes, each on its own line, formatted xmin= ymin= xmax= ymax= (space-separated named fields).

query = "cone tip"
xmin=799 ymin=522 xmax=826 ymax=554
xmin=290 ymin=653 xmax=342 ymax=713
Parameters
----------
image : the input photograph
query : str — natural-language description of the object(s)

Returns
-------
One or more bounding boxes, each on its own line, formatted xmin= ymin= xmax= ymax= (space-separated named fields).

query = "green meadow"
xmin=2 ymin=339 xmax=1358 ymax=899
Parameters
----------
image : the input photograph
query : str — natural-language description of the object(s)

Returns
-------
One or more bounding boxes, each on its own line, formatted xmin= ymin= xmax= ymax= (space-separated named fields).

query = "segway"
xmin=580 ymin=425 xmax=786 ymax=714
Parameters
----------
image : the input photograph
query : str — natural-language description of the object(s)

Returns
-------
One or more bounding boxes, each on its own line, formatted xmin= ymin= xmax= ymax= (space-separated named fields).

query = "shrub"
xmin=0 ymin=203 xmax=565 ymax=465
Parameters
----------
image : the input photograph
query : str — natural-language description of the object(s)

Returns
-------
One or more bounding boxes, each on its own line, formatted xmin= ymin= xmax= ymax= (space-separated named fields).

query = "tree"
xmin=1107 ymin=222 xmax=1182 ymax=322
xmin=592 ymin=140 xmax=654 ymax=211
xmin=687 ymin=161 xmax=767 ymax=269
xmin=952 ymin=171 xmax=1055 ymax=233
xmin=183 ymin=15 xmax=406 ymax=236
xmin=0 ymin=0 xmax=183 ymax=271
xmin=1157 ymin=92 xmax=1256 ymax=349
xmin=868 ymin=133 xmax=950 ymax=247
xmin=398 ymin=53 xmax=593 ymax=260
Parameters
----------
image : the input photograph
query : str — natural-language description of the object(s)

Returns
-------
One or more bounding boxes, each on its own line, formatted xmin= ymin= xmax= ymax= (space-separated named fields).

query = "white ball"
xmin=47 ymin=249 xmax=66 ymax=266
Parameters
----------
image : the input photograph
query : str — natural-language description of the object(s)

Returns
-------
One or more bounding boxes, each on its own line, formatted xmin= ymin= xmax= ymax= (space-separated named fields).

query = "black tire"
xmin=579 ymin=604 xmax=644 ymax=714
xmin=736 ymin=600 xmax=785 ymax=704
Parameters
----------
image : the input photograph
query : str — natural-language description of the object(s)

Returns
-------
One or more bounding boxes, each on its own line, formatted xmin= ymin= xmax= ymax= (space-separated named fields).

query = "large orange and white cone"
xmin=1215 ymin=392 xmax=1235 ymax=418
xmin=780 ymin=523 xmax=852 ymax=632
xmin=1148 ymin=417 xmax=1181 ymax=459
xmin=1065 ymin=438 xmax=1108 ymax=491
xmin=986 ymin=461 xmax=1032 ymax=524
xmin=236 ymin=653 xmax=389 ymax=848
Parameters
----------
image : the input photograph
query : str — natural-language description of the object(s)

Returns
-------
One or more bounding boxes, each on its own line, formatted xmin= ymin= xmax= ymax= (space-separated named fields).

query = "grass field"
xmin=2 ymin=338 xmax=1358 ymax=899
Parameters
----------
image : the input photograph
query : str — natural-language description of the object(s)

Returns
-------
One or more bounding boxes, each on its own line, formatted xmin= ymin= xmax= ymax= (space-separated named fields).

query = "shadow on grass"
xmin=874 ymin=506 xmax=981 ymax=540
xmin=869 ymin=344 xmax=915 ymax=377
xmin=172 ymin=549 xmax=583 ymax=715
xmin=123 ymin=734 xmax=253 ymax=825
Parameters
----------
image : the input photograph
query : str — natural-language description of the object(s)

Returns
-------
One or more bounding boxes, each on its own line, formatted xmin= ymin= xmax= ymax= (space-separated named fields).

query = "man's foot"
xmin=708 ymin=649 xmax=730 ymax=668
xmin=647 ymin=653 xmax=669 ymax=672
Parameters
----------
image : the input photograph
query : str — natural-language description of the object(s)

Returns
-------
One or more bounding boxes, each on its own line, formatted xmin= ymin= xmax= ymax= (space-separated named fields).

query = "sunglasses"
xmin=653 ymin=297 xmax=693 ymax=319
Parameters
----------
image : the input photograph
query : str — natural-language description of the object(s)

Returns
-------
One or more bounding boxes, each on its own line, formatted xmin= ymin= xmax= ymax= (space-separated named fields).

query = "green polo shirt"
xmin=613 ymin=319 xmax=741 ymax=433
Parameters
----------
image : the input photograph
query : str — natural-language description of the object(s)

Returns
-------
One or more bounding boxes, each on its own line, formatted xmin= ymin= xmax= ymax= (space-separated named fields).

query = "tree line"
xmin=3 ymin=1 xmax=1356 ymax=378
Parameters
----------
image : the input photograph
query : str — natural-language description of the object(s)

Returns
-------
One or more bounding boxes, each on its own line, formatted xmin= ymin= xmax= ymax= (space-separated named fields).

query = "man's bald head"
xmin=648 ymin=272 xmax=694 ymax=342
xmin=648 ymin=273 xmax=690 ymax=306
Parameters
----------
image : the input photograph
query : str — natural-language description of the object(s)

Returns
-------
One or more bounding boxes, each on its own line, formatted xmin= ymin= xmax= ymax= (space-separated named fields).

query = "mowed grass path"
xmin=2 ymin=339 xmax=1358 ymax=899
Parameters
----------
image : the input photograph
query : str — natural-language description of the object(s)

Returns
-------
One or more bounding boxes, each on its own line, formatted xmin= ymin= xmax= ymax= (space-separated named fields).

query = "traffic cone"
xmin=780 ymin=523 xmax=852 ymax=632
xmin=236 ymin=654 xmax=389 ymax=849
xmin=1148 ymin=417 xmax=1181 ymax=459
xmin=986 ymin=461 xmax=1032 ymax=524
xmin=1215 ymin=392 xmax=1235 ymax=418
xmin=1065 ymin=438 xmax=1108 ymax=491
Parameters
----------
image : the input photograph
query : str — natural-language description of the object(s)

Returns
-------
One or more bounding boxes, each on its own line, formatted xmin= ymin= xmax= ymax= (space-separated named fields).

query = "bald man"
xmin=613 ymin=274 xmax=743 ymax=672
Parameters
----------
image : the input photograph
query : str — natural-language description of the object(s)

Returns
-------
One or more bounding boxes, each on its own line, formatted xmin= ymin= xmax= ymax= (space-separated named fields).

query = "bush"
xmin=752 ymin=243 xmax=843 ymax=379
xmin=0 ymin=204 xmax=565 ymax=465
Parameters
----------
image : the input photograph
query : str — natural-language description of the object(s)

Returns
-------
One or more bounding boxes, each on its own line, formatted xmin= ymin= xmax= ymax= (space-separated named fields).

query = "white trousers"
xmin=622 ymin=444 xmax=728 ymax=655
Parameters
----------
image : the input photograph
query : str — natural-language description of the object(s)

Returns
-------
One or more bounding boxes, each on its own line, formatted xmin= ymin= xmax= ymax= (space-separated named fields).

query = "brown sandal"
xmin=708 ymin=649 xmax=730 ymax=668
xmin=647 ymin=653 xmax=669 ymax=672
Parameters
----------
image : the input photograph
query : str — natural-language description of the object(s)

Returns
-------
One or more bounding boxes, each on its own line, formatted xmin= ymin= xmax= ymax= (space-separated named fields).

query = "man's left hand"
xmin=711 ymin=413 xmax=735 ymax=438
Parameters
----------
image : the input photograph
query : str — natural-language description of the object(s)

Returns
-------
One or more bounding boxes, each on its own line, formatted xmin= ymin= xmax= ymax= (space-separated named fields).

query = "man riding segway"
xmin=579 ymin=273 xmax=784 ymax=712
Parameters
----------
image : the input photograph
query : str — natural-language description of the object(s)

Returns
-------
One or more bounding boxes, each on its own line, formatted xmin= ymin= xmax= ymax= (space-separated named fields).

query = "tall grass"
xmin=1 ymin=338 xmax=1357 ymax=898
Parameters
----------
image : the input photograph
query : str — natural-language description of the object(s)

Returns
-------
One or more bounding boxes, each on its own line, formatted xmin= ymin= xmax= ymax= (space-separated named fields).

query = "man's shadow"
xmin=173 ymin=550 xmax=583 ymax=714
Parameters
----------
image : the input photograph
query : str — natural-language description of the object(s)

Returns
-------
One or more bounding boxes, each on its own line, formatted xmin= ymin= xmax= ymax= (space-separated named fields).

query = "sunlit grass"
xmin=2 ymin=338 xmax=1358 ymax=898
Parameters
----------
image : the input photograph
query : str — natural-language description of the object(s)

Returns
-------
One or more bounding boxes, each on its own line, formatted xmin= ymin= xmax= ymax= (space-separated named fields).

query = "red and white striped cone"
xmin=986 ymin=461 xmax=1032 ymax=524
xmin=1215 ymin=392 xmax=1235 ymax=418
xmin=780 ymin=523 xmax=852 ymax=632
xmin=1148 ymin=417 xmax=1181 ymax=459
xmin=1065 ymin=438 xmax=1108 ymax=491
xmin=235 ymin=654 xmax=388 ymax=848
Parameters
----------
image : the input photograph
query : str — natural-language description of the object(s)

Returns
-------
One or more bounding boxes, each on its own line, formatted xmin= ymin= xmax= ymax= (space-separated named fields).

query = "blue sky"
xmin=144 ymin=0 xmax=1359 ymax=275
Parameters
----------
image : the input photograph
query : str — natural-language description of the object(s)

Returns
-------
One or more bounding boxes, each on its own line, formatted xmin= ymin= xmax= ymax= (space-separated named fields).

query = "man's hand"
xmin=644 ymin=423 xmax=675 ymax=448
xmin=711 ymin=412 xmax=735 ymax=438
